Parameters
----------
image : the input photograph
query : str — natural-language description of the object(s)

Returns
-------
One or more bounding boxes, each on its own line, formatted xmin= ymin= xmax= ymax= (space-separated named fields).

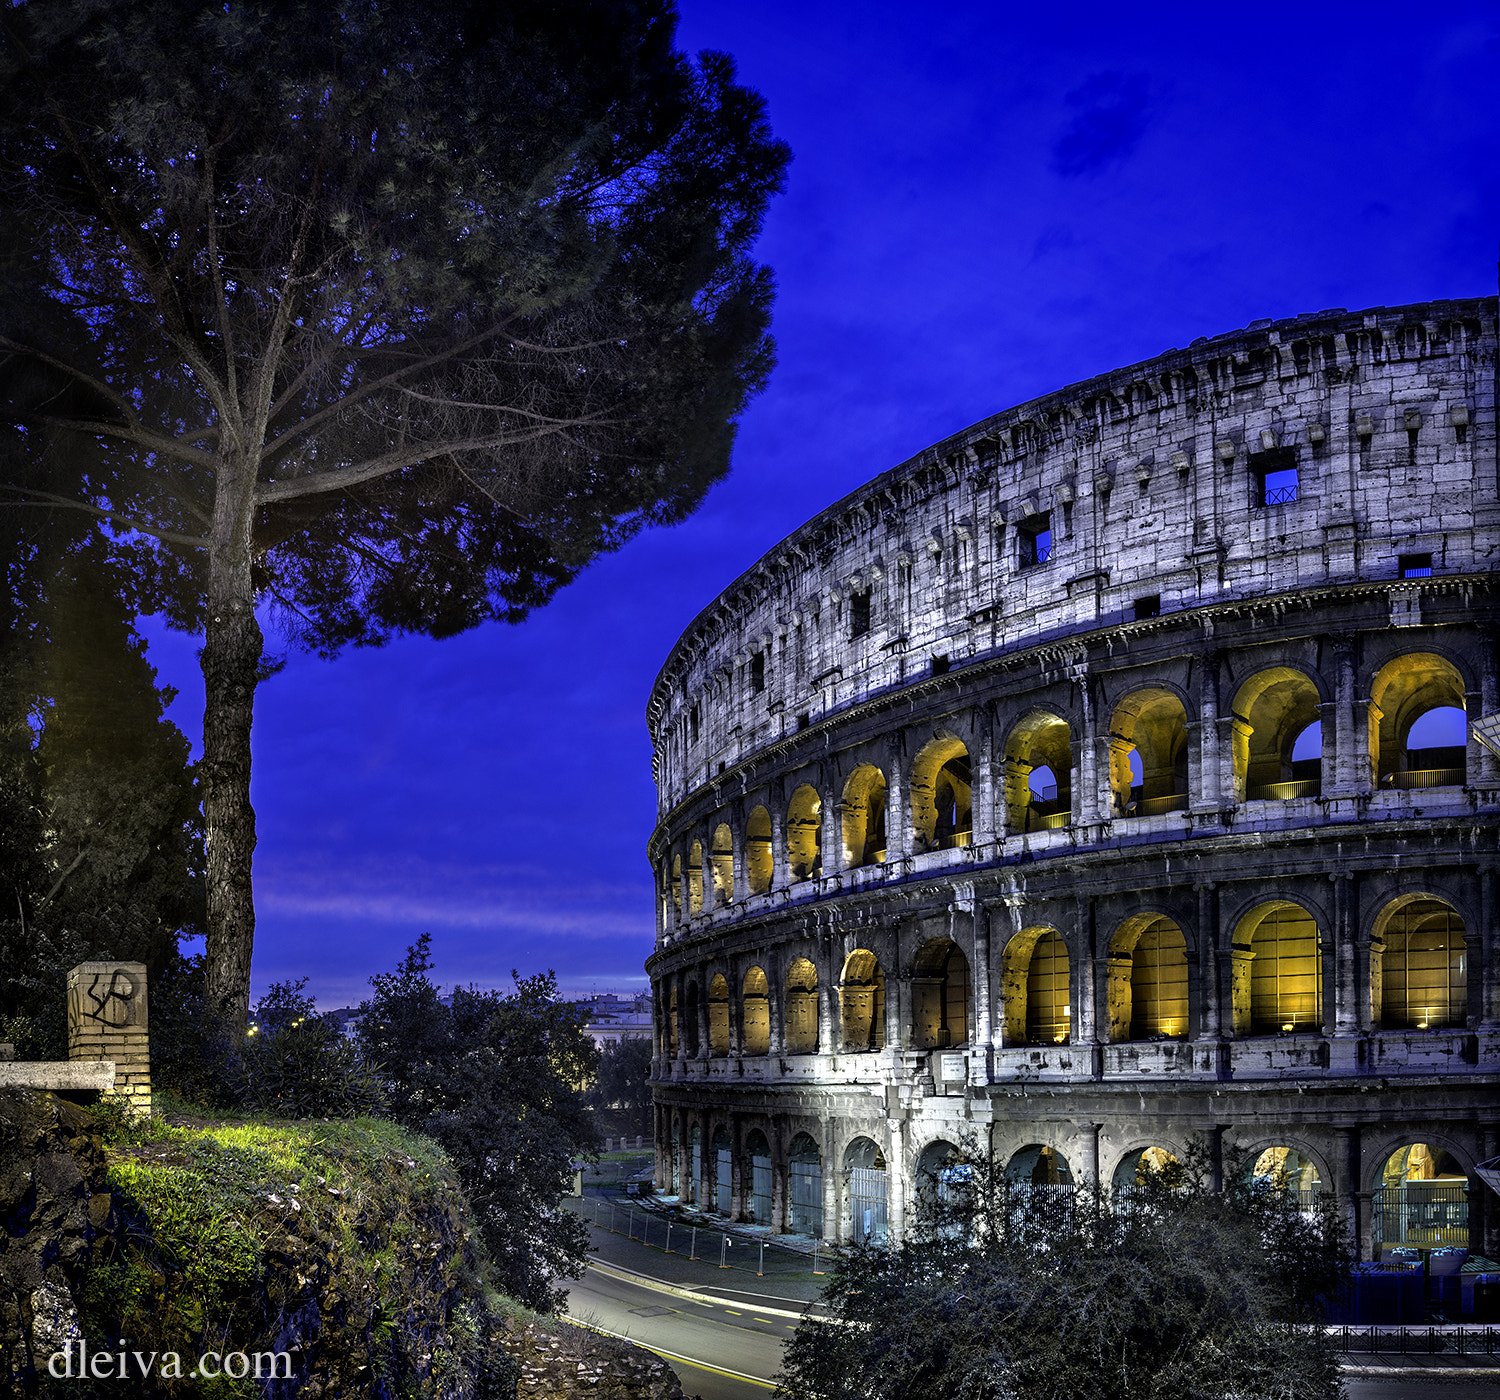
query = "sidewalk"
xmin=567 ymin=1190 xmax=831 ymax=1313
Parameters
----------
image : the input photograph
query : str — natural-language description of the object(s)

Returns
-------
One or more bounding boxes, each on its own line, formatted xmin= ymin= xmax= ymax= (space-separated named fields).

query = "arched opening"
xmin=787 ymin=784 xmax=823 ymax=880
xmin=911 ymin=735 xmax=972 ymax=851
xmin=784 ymin=957 xmax=819 ymax=1054
xmin=839 ymin=949 xmax=886 ymax=1051
xmin=1106 ymin=915 xmax=1188 ymax=1041
xmin=1370 ymin=653 xmax=1468 ymax=790
xmin=915 ymin=1138 xmax=970 ymax=1229
xmin=1376 ymin=1143 xmax=1469 ymax=1254
xmin=1006 ymin=1144 xmax=1074 ymax=1186
xmin=683 ymin=981 xmax=700 ymax=1057
xmin=746 ymin=805 xmax=773 ymax=894
xmin=1375 ymin=897 xmax=1467 ymax=1030
xmin=660 ymin=862 xmax=674 ymax=927
xmin=708 ymin=974 xmax=730 ymax=1055
xmin=787 ymin=1132 xmax=824 ymax=1237
xmin=688 ymin=1124 xmax=702 ymax=1204
xmin=844 ymin=1137 xmax=888 ymax=1243
xmin=841 ymin=764 xmax=888 ymax=868
xmin=911 ymin=939 xmax=969 ymax=1049
xmin=687 ymin=839 xmax=704 ymax=915
xmin=1112 ymin=1146 xmax=1181 ymax=1194
xmin=1234 ymin=902 xmax=1322 ymax=1036
xmin=1244 ymin=1145 xmax=1322 ymax=1203
xmin=712 ymin=1126 xmax=732 ymax=1215
xmin=670 ymin=855 xmax=682 ymax=917
xmin=741 ymin=966 xmax=770 ymax=1055
xmin=666 ymin=983 xmax=679 ymax=1056
xmin=1026 ymin=929 xmax=1071 ymax=1044
xmin=1109 ymin=688 xmax=1189 ymax=817
xmin=1000 ymin=927 xmax=1070 ymax=1045
xmin=745 ymin=1129 xmax=773 ymax=1224
xmin=1004 ymin=711 xmax=1073 ymax=832
xmin=711 ymin=823 xmax=734 ymax=907
xmin=1233 ymin=667 xmax=1324 ymax=801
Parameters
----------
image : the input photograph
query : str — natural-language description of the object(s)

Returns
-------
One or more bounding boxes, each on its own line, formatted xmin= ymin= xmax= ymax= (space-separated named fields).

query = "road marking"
xmin=754 ymin=1318 xmax=774 ymax=1324
xmin=725 ymin=1309 xmax=742 ymax=1315
xmin=566 ymin=1317 xmax=776 ymax=1390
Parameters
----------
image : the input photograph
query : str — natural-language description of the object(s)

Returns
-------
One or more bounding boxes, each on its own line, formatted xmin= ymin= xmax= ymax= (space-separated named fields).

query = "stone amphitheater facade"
xmin=645 ymin=297 xmax=1500 ymax=1261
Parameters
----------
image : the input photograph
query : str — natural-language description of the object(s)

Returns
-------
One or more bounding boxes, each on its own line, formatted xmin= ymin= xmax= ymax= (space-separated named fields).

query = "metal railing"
xmin=1263 ymin=483 xmax=1299 ymax=505
xmin=1331 ymin=1326 xmax=1500 ymax=1355
xmin=1247 ymin=779 xmax=1322 ymax=800
xmin=1131 ymin=793 xmax=1189 ymax=816
xmin=1390 ymin=768 xmax=1465 ymax=790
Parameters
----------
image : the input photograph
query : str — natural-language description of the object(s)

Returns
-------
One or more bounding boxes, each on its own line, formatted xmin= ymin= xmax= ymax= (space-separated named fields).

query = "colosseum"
xmin=645 ymin=296 xmax=1500 ymax=1264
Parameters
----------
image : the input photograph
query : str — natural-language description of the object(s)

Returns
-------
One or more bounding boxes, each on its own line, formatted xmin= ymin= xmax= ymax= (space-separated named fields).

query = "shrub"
xmin=238 ymin=978 xmax=385 ymax=1119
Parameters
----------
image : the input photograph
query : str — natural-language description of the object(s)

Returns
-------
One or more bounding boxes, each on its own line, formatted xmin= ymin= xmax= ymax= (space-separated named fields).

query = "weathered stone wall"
xmin=645 ymin=296 xmax=1500 ymax=1265
xmin=498 ymin=1319 xmax=685 ymax=1400
xmin=649 ymin=300 xmax=1497 ymax=815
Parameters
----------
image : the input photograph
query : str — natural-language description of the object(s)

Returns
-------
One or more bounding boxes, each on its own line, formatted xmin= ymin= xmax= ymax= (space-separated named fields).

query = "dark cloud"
xmin=1050 ymin=72 xmax=1153 ymax=178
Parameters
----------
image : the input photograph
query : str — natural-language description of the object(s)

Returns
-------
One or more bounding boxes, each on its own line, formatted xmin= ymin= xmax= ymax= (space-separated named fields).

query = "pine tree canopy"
xmin=0 ymin=0 xmax=789 ymax=1027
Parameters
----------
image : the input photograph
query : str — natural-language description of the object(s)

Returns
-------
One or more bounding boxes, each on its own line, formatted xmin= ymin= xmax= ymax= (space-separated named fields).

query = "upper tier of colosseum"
xmin=648 ymin=297 xmax=1498 ymax=815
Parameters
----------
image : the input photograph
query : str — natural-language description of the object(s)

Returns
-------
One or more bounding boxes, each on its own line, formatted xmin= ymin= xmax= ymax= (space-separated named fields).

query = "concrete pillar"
xmin=973 ymin=709 xmax=997 ymax=845
xmin=732 ymin=816 xmax=750 ymax=903
xmin=679 ymin=846 xmax=694 ymax=923
xmin=768 ymin=957 xmax=785 ymax=1055
xmin=972 ymin=901 xmax=993 ymax=1049
xmin=730 ymin=1119 xmax=745 ymax=1221
xmin=1074 ymin=667 xmax=1101 ymax=824
xmin=696 ymin=964 xmax=711 ymax=1060
xmin=1190 ymin=650 xmax=1223 ymax=812
xmin=885 ymin=734 xmax=909 ymax=861
xmin=1331 ymin=873 xmax=1357 ymax=1035
xmin=727 ymin=966 xmax=742 ymax=1057
xmin=1074 ymin=895 xmax=1098 ymax=1048
xmin=770 ymin=795 xmax=788 ymax=891
xmin=887 ymin=1119 xmax=908 ymax=1241
xmin=1194 ymin=882 xmax=1220 ymax=1041
xmin=821 ymin=1117 xmax=837 ymax=1242
xmin=67 ymin=961 xmax=151 ymax=1118
xmin=817 ymin=970 xmax=837 ymax=1055
xmin=1076 ymin=1121 xmax=1102 ymax=1189
xmin=1482 ymin=868 xmax=1500 ymax=1028
xmin=821 ymin=783 xmax=841 ymax=876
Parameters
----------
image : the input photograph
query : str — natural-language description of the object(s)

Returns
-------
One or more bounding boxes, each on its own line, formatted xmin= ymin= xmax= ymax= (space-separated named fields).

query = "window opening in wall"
xmin=850 ymin=590 xmax=871 ymax=639
xmin=751 ymin=650 xmax=765 ymax=692
xmin=930 ymin=653 xmax=950 ymax=676
xmin=1253 ymin=447 xmax=1299 ymax=505
xmin=1018 ymin=512 xmax=1052 ymax=567
xmin=689 ymin=705 xmax=700 ymax=743
xmin=1379 ymin=899 xmax=1466 ymax=1030
xmin=1399 ymin=552 xmax=1432 ymax=579
xmin=1133 ymin=595 xmax=1161 ymax=620
xmin=1375 ymin=1144 xmax=1469 ymax=1254
xmin=797 ymin=711 xmax=811 ymax=731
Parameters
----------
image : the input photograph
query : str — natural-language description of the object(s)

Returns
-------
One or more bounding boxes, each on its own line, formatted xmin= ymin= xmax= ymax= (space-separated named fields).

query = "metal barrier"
xmin=1331 ymin=1326 xmax=1500 ymax=1355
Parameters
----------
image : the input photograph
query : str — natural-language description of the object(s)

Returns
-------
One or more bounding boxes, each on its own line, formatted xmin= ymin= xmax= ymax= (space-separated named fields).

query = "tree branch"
xmin=0 ymin=486 xmax=209 ymax=549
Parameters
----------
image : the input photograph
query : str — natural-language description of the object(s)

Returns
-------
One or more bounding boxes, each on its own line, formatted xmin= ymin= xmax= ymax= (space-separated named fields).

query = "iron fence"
xmin=1331 ymin=1326 xmax=1500 ymax=1355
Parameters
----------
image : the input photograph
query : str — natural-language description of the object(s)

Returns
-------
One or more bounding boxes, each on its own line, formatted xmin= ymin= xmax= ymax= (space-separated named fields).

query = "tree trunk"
xmin=201 ymin=467 xmax=262 ymax=1036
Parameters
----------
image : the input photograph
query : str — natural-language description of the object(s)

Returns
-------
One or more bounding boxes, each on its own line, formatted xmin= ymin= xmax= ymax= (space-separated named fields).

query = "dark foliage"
xmin=358 ymin=936 xmax=600 ymax=1312
xmin=237 ymin=978 xmax=386 ymax=1119
xmin=776 ymin=1144 xmax=1350 ymax=1400
xmin=589 ymin=1035 xmax=654 ymax=1125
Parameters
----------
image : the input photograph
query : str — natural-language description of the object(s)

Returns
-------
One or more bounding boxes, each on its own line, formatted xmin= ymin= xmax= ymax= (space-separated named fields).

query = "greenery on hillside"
xmin=75 ymin=1102 xmax=518 ymax=1399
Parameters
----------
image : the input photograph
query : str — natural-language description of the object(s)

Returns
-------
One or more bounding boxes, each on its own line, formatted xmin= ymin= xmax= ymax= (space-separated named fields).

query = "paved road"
xmin=564 ymin=1261 xmax=791 ymax=1400
xmin=1345 ymin=1371 xmax=1500 ymax=1398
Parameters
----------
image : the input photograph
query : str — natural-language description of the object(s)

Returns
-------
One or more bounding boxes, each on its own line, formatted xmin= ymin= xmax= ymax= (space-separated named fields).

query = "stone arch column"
xmin=1190 ymin=649 xmax=1224 ymax=812
xmin=1330 ymin=873 xmax=1358 ymax=1035
xmin=820 ymin=779 xmax=841 ymax=876
xmin=696 ymin=961 xmax=712 ymax=1060
xmin=1073 ymin=663 xmax=1102 ymax=825
xmin=972 ymin=707 xmax=998 ymax=845
xmin=1194 ymin=881 xmax=1220 ymax=1042
xmin=884 ymin=732 xmax=909 ymax=861
xmin=770 ymin=794 xmax=789 ymax=891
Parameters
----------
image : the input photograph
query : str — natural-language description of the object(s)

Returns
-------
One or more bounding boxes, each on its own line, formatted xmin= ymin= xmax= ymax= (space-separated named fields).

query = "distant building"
xmin=576 ymin=992 xmax=653 ymax=1049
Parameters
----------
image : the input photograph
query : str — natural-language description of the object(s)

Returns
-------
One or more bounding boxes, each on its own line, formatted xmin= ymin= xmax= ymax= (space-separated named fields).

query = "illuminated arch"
xmin=1372 ymin=895 xmax=1467 ymax=1030
xmin=787 ymin=785 xmax=823 ymax=881
xmin=839 ymin=949 xmax=886 ymax=1051
xmin=1003 ymin=709 xmax=1073 ymax=832
xmin=911 ymin=938 xmax=969 ymax=1048
xmin=911 ymin=734 xmax=971 ymax=851
xmin=740 ymin=966 xmax=770 ymax=1055
xmin=1106 ymin=914 xmax=1188 ymax=1041
xmin=840 ymin=764 xmax=888 ymax=868
xmin=745 ymin=805 xmax=772 ymax=894
xmin=785 ymin=956 xmax=819 ymax=1053
xmin=1109 ymin=687 xmax=1189 ymax=817
xmin=1232 ymin=666 xmax=1324 ymax=801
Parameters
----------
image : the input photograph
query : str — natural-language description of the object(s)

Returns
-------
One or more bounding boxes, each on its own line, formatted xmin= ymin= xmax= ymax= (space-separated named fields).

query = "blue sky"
xmin=141 ymin=0 xmax=1500 ymax=1007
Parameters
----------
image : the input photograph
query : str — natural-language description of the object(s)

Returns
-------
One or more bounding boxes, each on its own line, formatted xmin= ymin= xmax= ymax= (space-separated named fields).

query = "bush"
xmin=238 ymin=978 xmax=385 ymax=1119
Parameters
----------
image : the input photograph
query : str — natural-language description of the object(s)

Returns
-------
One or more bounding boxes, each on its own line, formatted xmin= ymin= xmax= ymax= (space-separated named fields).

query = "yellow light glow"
xmin=1282 ymin=1022 xmax=1294 ymax=1032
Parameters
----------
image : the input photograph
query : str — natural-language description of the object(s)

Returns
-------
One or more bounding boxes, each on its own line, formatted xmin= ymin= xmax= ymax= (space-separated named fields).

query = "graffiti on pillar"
xmin=68 ymin=963 xmax=147 ymax=1032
